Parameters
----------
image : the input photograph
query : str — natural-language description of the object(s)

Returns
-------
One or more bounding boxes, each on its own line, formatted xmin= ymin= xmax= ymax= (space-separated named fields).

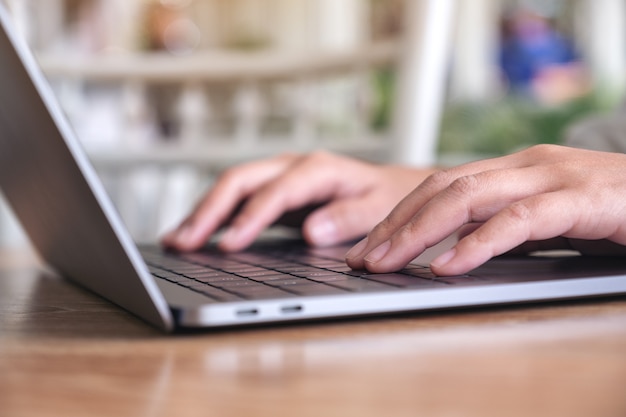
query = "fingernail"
xmin=161 ymin=224 xmax=195 ymax=248
xmin=220 ymin=226 xmax=241 ymax=246
xmin=173 ymin=224 xmax=194 ymax=244
xmin=431 ymin=248 xmax=456 ymax=269
xmin=161 ymin=235 xmax=174 ymax=248
xmin=364 ymin=241 xmax=391 ymax=264
xmin=345 ymin=237 xmax=368 ymax=260
xmin=308 ymin=219 xmax=337 ymax=246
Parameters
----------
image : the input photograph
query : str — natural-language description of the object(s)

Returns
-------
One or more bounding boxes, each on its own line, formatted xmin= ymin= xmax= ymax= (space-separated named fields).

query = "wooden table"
xmin=1 ymin=248 xmax=626 ymax=417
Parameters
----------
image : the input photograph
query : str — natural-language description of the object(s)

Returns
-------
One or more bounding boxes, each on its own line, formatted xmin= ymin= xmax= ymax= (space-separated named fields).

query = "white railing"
xmin=38 ymin=40 xmax=399 ymax=164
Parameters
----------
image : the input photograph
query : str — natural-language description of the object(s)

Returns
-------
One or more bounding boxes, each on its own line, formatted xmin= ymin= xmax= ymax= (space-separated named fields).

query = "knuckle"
xmin=276 ymin=151 xmax=299 ymax=162
xmin=217 ymin=165 xmax=243 ymax=186
xmin=447 ymin=174 xmax=480 ymax=197
xmin=422 ymin=169 xmax=455 ymax=191
xmin=298 ymin=150 xmax=341 ymax=178
xmin=505 ymin=201 xmax=533 ymax=224
xmin=460 ymin=229 xmax=491 ymax=248
xmin=395 ymin=222 xmax=418 ymax=243
xmin=308 ymin=150 xmax=331 ymax=161
xmin=304 ymin=150 xmax=336 ymax=167
xmin=369 ymin=216 xmax=396 ymax=238
xmin=524 ymin=143 xmax=561 ymax=160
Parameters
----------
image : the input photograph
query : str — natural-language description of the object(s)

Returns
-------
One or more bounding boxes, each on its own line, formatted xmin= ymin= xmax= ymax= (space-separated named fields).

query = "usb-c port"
xmin=236 ymin=308 xmax=259 ymax=317
xmin=281 ymin=305 xmax=303 ymax=314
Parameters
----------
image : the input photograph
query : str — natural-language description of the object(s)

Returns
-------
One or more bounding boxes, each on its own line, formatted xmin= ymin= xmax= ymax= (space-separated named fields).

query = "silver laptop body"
xmin=1 ymin=5 xmax=625 ymax=332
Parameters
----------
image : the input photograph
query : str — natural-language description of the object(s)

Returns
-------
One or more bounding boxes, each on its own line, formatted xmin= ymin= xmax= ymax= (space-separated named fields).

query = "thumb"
xmin=302 ymin=198 xmax=383 ymax=247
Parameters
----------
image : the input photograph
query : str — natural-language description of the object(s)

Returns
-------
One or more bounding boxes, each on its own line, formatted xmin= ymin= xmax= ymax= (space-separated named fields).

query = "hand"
xmin=161 ymin=151 xmax=435 ymax=252
xmin=346 ymin=145 xmax=626 ymax=276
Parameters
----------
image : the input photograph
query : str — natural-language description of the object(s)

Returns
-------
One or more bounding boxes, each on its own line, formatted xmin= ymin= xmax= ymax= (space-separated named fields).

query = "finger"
xmin=218 ymin=152 xmax=350 ymax=251
xmin=459 ymin=227 xmax=575 ymax=255
xmin=430 ymin=191 xmax=580 ymax=275
xmin=345 ymin=152 xmax=545 ymax=267
xmin=161 ymin=153 xmax=298 ymax=250
xmin=343 ymin=172 xmax=457 ymax=267
xmin=302 ymin=195 xmax=388 ymax=247
xmin=348 ymin=166 xmax=558 ymax=271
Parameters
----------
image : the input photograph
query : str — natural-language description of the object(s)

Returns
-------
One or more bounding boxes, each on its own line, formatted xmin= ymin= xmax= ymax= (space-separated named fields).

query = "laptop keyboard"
xmin=141 ymin=245 xmax=473 ymax=302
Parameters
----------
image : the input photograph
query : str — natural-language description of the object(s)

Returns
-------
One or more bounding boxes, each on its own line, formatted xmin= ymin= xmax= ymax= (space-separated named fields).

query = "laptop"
xmin=1 ymin=6 xmax=626 ymax=333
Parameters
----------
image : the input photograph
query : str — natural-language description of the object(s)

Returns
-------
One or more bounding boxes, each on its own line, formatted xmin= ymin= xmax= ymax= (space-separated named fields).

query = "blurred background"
xmin=0 ymin=0 xmax=625 ymax=246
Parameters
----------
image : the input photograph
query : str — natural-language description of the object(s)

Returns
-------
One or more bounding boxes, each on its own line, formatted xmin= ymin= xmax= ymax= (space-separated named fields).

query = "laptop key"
xmin=289 ymin=270 xmax=341 ymax=278
xmin=213 ymin=279 xmax=262 ymax=288
xmin=306 ymin=274 xmax=354 ymax=283
xmin=196 ymin=286 xmax=244 ymax=302
xmin=182 ymin=270 xmax=225 ymax=279
xmin=194 ymin=275 xmax=244 ymax=284
xmin=264 ymin=278 xmax=318 ymax=287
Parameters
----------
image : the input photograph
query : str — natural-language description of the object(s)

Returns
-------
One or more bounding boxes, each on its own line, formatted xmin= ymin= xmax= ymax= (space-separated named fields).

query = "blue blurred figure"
xmin=499 ymin=7 xmax=584 ymax=102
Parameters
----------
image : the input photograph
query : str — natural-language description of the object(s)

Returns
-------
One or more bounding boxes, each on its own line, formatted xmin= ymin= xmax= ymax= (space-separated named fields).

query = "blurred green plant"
xmin=371 ymin=67 xmax=396 ymax=132
xmin=438 ymin=93 xmax=611 ymax=156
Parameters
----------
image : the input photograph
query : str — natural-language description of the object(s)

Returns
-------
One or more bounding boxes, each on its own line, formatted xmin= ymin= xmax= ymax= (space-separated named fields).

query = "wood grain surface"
xmin=1 ymin=248 xmax=626 ymax=417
